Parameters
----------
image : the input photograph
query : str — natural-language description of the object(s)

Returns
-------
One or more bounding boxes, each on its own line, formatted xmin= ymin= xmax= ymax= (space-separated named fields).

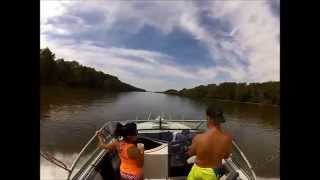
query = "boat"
xmin=41 ymin=114 xmax=257 ymax=180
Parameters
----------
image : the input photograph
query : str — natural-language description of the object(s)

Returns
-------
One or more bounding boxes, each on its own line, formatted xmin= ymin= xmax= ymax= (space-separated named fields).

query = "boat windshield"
xmin=68 ymin=129 xmax=113 ymax=180
xmin=127 ymin=119 xmax=207 ymax=131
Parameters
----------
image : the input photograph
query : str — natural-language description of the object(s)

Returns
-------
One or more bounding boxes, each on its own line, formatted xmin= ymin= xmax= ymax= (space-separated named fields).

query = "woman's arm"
xmin=96 ymin=130 xmax=118 ymax=150
xmin=100 ymin=141 xmax=118 ymax=150
xmin=127 ymin=146 xmax=144 ymax=167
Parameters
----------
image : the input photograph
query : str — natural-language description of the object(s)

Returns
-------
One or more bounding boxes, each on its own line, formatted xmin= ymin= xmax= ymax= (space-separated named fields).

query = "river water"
xmin=40 ymin=88 xmax=280 ymax=180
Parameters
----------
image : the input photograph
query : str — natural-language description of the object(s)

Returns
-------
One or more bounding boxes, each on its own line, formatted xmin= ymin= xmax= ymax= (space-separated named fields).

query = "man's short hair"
xmin=206 ymin=106 xmax=226 ymax=124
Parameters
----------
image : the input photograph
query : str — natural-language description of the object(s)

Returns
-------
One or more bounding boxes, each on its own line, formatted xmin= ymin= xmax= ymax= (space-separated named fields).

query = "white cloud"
xmin=40 ymin=1 xmax=74 ymax=35
xmin=210 ymin=1 xmax=280 ymax=81
xmin=40 ymin=0 xmax=279 ymax=91
xmin=41 ymin=37 xmax=205 ymax=91
xmin=40 ymin=1 xmax=68 ymax=23
xmin=107 ymin=47 xmax=174 ymax=64
xmin=173 ymin=1 xmax=280 ymax=83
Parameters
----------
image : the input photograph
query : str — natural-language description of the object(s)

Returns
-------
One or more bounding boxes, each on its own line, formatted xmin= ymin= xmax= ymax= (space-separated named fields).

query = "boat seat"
xmin=144 ymin=144 xmax=168 ymax=179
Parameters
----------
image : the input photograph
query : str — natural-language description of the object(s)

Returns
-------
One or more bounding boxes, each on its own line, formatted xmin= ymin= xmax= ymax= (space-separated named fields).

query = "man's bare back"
xmin=189 ymin=128 xmax=232 ymax=168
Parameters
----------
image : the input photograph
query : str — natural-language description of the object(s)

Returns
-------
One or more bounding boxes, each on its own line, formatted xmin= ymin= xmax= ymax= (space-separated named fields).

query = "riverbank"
xmin=161 ymin=93 xmax=279 ymax=107
xmin=41 ymin=48 xmax=145 ymax=92
xmin=161 ymin=82 xmax=279 ymax=106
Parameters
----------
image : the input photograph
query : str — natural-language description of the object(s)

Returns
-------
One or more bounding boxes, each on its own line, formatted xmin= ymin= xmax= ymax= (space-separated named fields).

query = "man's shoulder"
xmin=223 ymin=132 xmax=233 ymax=141
xmin=193 ymin=133 xmax=204 ymax=141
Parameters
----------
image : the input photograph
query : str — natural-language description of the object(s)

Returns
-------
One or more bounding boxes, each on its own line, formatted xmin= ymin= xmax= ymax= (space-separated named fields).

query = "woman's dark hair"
xmin=113 ymin=123 xmax=125 ymax=138
xmin=125 ymin=123 xmax=138 ymax=136
xmin=113 ymin=122 xmax=138 ymax=138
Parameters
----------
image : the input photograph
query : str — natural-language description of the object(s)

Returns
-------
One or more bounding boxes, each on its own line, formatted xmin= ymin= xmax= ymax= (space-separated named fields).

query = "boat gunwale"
xmin=68 ymin=118 xmax=256 ymax=180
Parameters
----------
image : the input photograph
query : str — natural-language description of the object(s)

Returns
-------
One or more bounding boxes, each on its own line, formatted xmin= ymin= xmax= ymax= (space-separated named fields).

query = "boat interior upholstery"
xmin=92 ymin=130 xmax=239 ymax=180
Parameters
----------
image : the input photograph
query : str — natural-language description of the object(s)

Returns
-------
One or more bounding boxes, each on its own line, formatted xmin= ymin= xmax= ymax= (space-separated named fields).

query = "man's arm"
xmin=223 ymin=135 xmax=233 ymax=159
xmin=187 ymin=135 xmax=199 ymax=156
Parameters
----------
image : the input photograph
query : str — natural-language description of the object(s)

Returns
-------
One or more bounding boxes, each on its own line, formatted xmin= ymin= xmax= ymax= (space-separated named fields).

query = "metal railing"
xmin=67 ymin=122 xmax=113 ymax=179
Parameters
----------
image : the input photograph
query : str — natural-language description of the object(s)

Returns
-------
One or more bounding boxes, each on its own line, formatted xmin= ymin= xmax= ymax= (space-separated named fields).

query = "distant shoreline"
xmin=160 ymin=82 xmax=279 ymax=106
xmin=40 ymin=85 xmax=141 ymax=92
xmin=160 ymin=92 xmax=279 ymax=107
xmin=203 ymin=97 xmax=279 ymax=107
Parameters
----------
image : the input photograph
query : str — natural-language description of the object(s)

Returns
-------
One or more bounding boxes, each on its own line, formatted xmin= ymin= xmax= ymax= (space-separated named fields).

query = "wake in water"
xmin=41 ymin=165 xmax=68 ymax=180
xmin=41 ymin=153 xmax=78 ymax=180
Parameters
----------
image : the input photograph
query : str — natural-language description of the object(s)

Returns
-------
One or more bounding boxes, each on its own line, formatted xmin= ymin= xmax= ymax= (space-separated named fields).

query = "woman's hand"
xmin=96 ymin=130 xmax=104 ymax=148
xmin=96 ymin=130 xmax=102 ymax=137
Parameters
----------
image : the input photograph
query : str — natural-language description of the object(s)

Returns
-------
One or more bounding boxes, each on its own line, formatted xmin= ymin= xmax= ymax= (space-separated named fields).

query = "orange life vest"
xmin=118 ymin=141 xmax=143 ymax=175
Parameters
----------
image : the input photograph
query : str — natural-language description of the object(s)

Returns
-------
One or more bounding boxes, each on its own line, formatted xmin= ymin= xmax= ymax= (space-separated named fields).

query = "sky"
xmin=41 ymin=0 xmax=280 ymax=92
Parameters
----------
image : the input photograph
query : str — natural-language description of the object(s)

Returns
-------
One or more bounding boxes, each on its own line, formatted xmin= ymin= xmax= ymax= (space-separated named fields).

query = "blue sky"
xmin=41 ymin=0 xmax=280 ymax=91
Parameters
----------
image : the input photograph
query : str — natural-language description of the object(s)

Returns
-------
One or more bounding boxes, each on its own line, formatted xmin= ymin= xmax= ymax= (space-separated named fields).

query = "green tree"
xmin=40 ymin=48 xmax=145 ymax=92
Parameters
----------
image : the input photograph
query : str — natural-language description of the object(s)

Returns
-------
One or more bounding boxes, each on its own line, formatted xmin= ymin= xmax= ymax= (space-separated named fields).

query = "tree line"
xmin=164 ymin=82 xmax=280 ymax=105
xmin=40 ymin=48 xmax=145 ymax=92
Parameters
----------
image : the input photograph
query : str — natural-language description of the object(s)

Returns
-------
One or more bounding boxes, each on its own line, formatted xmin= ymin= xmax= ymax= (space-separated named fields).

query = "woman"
xmin=96 ymin=123 xmax=144 ymax=180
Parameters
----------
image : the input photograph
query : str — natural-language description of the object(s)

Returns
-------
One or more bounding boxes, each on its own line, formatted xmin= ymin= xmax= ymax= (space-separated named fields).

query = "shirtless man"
xmin=187 ymin=106 xmax=232 ymax=180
